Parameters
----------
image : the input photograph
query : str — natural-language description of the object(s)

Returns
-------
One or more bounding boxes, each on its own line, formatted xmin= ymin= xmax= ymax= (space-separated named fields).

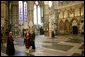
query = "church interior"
xmin=1 ymin=1 xmax=84 ymax=56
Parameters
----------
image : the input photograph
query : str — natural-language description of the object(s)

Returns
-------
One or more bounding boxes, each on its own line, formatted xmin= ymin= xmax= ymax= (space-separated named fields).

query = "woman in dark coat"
xmin=6 ymin=32 xmax=15 ymax=55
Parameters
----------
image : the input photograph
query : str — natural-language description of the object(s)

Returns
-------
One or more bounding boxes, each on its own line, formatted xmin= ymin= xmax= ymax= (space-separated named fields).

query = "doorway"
xmin=72 ymin=26 xmax=78 ymax=34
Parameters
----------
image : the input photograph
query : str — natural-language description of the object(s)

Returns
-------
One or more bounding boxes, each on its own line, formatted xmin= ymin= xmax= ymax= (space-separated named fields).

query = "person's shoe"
xmin=25 ymin=49 xmax=29 ymax=53
xmin=32 ymin=49 xmax=35 ymax=52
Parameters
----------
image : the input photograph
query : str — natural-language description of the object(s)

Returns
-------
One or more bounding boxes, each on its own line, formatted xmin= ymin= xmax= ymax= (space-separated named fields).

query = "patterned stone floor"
xmin=1 ymin=35 xmax=84 ymax=56
xmin=43 ymin=43 xmax=73 ymax=51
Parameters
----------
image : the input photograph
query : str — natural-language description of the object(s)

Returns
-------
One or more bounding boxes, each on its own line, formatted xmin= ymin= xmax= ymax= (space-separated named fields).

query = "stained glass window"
xmin=19 ymin=1 xmax=27 ymax=25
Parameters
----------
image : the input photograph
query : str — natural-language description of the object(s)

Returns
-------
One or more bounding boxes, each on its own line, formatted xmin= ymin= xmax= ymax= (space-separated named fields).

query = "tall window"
xmin=33 ymin=4 xmax=37 ymax=25
xmin=38 ymin=5 xmax=42 ymax=25
xmin=19 ymin=1 xmax=27 ymax=25
xmin=19 ymin=1 xmax=23 ymax=25
xmin=24 ymin=1 xmax=27 ymax=22
xmin=33 ymin=1 xmax=42 ymax=26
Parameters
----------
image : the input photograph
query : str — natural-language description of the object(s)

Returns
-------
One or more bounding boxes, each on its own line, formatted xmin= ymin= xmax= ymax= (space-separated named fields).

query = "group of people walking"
xmin=4 ymin=30 xmax=35 ymax=56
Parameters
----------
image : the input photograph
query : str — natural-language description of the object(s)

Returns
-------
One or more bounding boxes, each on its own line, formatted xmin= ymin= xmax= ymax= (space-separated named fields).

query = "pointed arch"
xmin=64 ymin=19 xmax=70 ymax=34
xmin=70 ymin=17 xmax=78 ymax=27
xmin=59 ymin=20 xmax=64 ymax=33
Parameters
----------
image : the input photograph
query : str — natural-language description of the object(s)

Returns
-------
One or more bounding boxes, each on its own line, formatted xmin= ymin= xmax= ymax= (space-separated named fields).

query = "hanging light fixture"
xmin=49 ymin=1 xmax=52 ymax=8
xmin=35 ymin=1 xmax=38 ymax=5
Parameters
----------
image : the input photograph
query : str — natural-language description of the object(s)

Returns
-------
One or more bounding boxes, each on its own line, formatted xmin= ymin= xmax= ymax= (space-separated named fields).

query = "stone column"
xmin=53 ymin=1 xmax=59 ymax=35
xmin=49 ymin=8 xmax=52 ymax=38
xmin=11 ymin=1 xmax=19 ymax=38
xmin=54 ymin=9 xmax=59 ymax=35
xmin=27 ymin=1 xmax=34 ymax=33
xmin=43 ymin=2 xmax=49 ymax=36
xmin=1 ymin=1 xmax=8 ymax=43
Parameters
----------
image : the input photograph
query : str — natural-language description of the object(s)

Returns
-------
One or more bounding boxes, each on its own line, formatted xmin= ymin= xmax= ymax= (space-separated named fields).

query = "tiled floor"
xmin=1 ymin=35 xmax=84 ymax=56
xmin=43 ymin=43 xmax=73 ymax=51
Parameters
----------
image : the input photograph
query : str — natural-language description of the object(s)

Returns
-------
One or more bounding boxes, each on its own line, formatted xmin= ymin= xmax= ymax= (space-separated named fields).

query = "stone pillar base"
xmin=49 ymin=30 xmax=52 ymax=38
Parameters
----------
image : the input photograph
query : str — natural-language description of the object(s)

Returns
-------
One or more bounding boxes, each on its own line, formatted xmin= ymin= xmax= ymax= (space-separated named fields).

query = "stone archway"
xmin=64 ymin=19 xmax=70 ymax=34
xmin=59 ymin=20 xmax=64 ymax=34
xmin=70 ymin=17 xmax=78 ymax=34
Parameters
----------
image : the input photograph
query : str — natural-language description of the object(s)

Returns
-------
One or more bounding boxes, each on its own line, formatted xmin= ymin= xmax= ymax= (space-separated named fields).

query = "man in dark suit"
xmin=30 ymin=31 xmax=35 ymax=50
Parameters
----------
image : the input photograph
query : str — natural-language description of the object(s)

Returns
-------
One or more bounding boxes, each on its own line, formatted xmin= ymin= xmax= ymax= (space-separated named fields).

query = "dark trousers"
xmin=30 ymin=40 xmax=35 ymax=49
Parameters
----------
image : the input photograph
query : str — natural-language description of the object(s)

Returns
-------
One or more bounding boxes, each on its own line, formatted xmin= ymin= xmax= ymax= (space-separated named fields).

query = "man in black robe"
xmin=6 ymin=32 xmax=15 ymax=55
